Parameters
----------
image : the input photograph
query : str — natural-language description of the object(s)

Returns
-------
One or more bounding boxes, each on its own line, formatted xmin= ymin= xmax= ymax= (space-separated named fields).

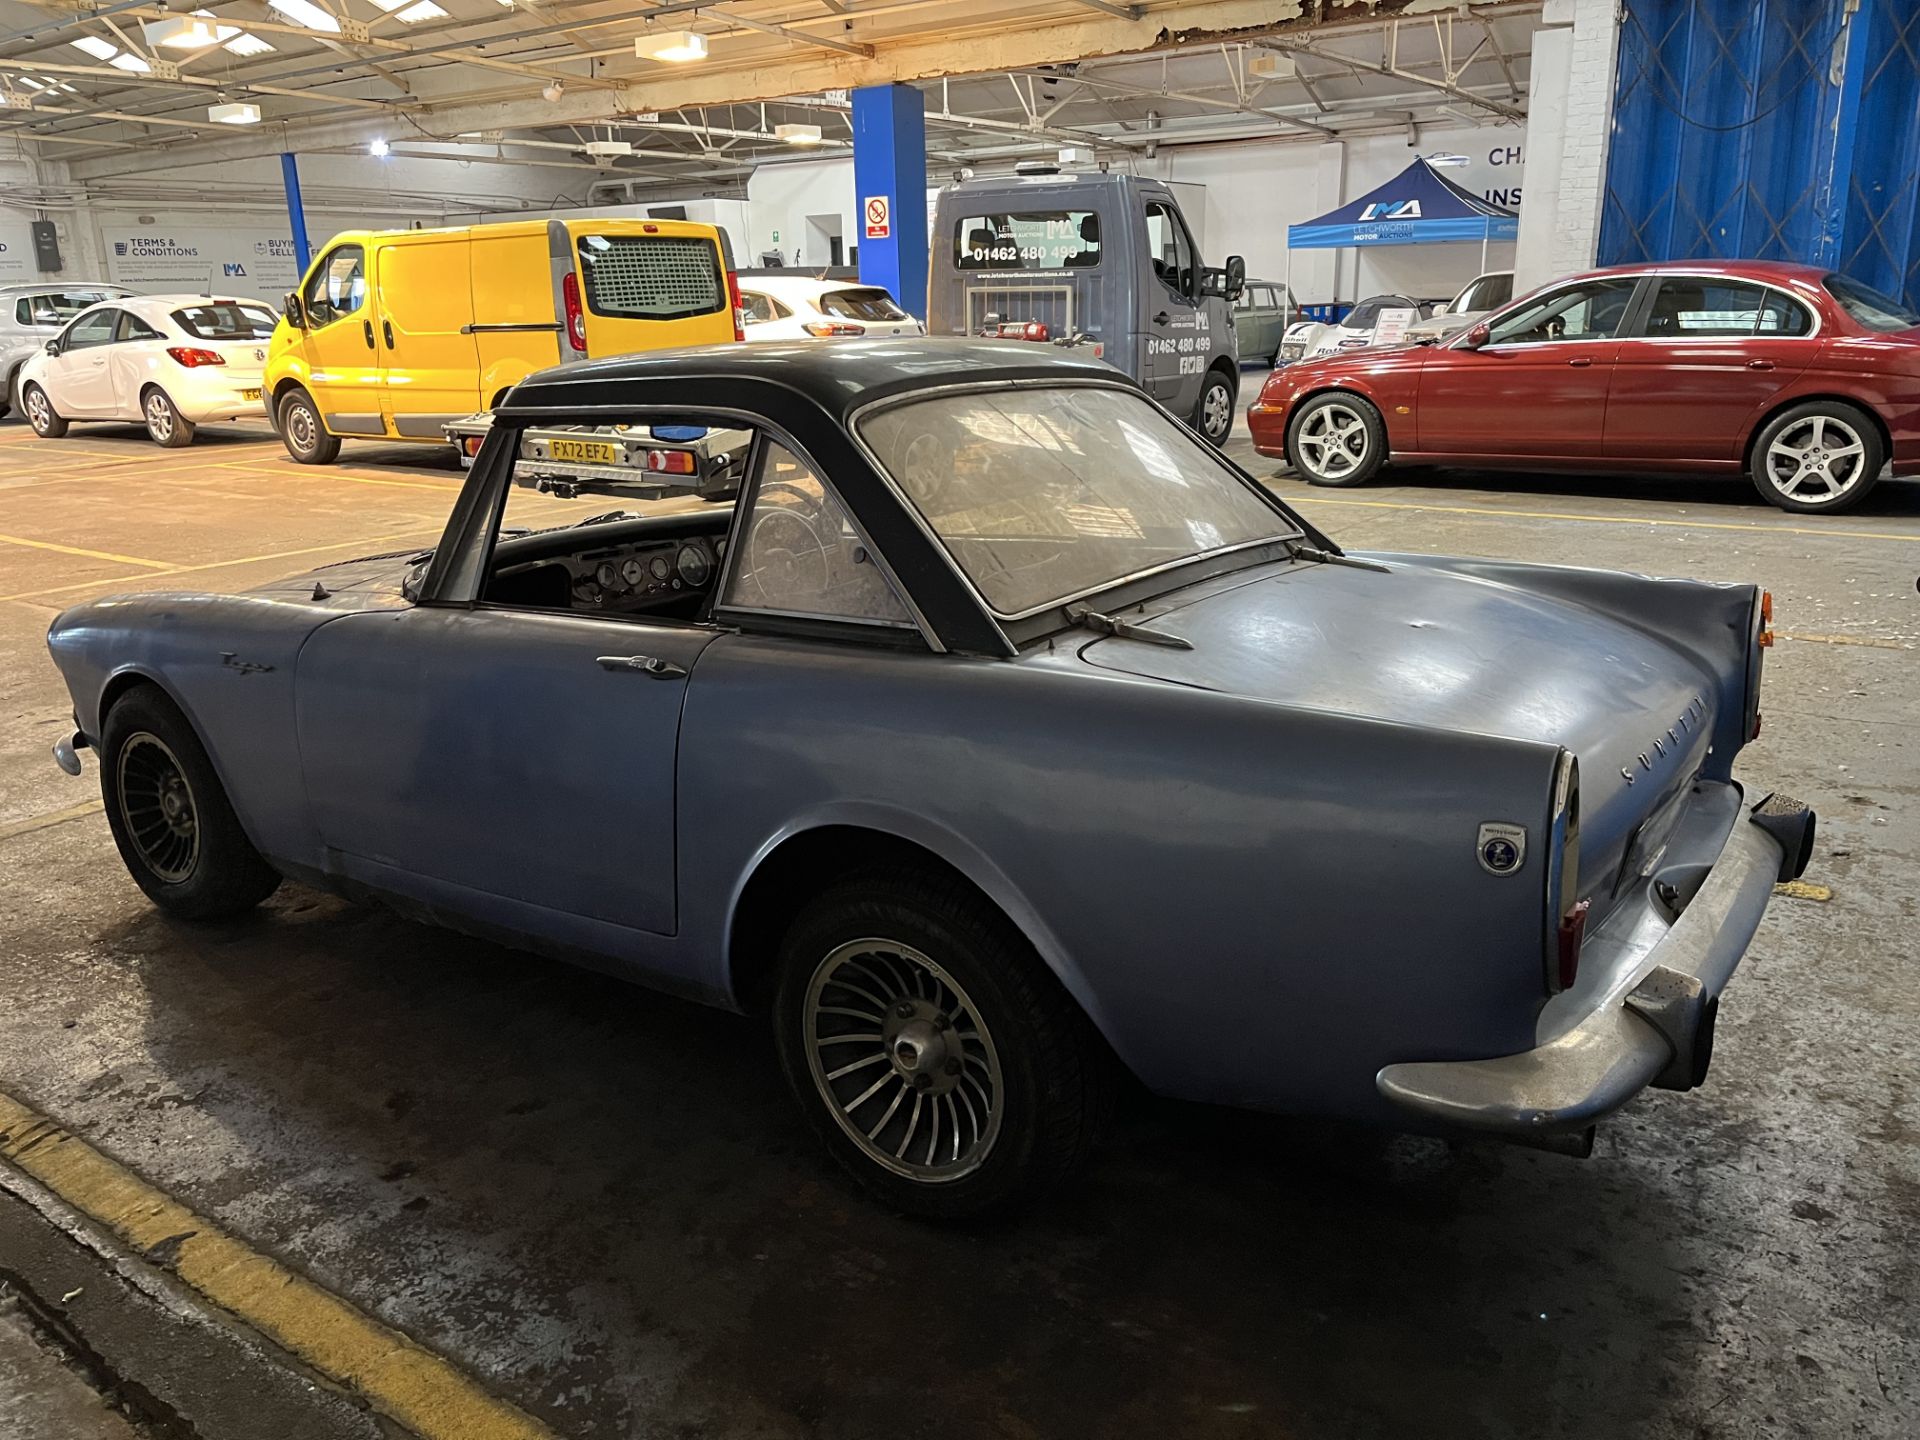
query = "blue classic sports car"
xmin=46 ymin=342 xmax=1814 ymax=1217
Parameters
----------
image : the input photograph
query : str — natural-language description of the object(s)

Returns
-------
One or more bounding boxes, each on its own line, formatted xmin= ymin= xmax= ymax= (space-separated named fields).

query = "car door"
xmin=371 ymin=233 xmax=481 ymax=436
xmin=291 ymin=242 xmax=383 ymax=436
xmin=109 ymin=308 xmax=166 ymax=418
xmin=1603 ymin=276 xmax=1817 ymax=462
xmin=1414 ymin=276 xmax=1642 ymax=458
xmin=49 ymin=307 xmax=121 ymax=416
xmin=1141 ymin=199 xmax=1206 ymax=413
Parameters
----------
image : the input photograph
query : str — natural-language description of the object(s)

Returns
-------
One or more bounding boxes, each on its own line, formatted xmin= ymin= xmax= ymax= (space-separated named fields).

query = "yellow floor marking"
xmin=0 ymin=531 xmax=175 ymax=569
xmin=1777 ymin=631 xmax=1912 ymax=650
xmin=1286 ymin=495 xmax=1920 ymax=544
xmin=1774 ymin=880 xmax=1833 ymax=902
xmin=0 ymin=798 xmax=103 ymax=843
xmin=0 ymin=1091 xmax=557 ymax=1440
xmin=211 ymin=461 xmax=463 ymax=493
xmin=0 ymin=526 xmax=442 ymax=603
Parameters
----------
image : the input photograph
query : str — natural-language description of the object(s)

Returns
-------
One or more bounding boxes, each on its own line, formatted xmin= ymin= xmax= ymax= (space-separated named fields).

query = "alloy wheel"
xmin=1763 ymin=414 xmax=1869 ymax=506
xmin=802 ymin=938 xmax=1004 ymax=1182
xmin=116 ymin=732 xmax=201 ymax=883
xmin=1296 ymin=402 xmax=1370 ymax=480
xmin=25 ymin=387 xmax=51 ymax=431
xmin=145 ymin=392 xmax=173 ymax=441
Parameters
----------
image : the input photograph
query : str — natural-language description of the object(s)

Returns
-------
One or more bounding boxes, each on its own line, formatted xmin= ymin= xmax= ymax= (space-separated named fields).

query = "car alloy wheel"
xmin=1762 ymin=414 xmax=1869 ymax=507
xmin=115 ymin=731 xmax=201 ymax=884
xmin=1295 ymin=401 xmax=1371 ymax=481
xmin=802 ymin=937 xmax=1004 ymax=1182
xmin=25 ymin=385 xmax=54 ymax=433
xmin=145 ymin=391 xmax=174 ymax=442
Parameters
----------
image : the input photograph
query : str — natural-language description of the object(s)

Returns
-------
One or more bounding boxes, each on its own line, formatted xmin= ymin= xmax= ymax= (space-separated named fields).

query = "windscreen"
xmin=21 ymin=290 xmax=116 ymax=325
xmin=1824 ymin=274 xmax=1920 ymax=333
xmin=820 ymin=287 xmax=909 ymax=321
xmin=1456 ymin=273 xmax=1513 ymax=312
xmin=576 ymin=234 xmax=725 ymax=321
xmin=172 ymin=302 xmax=277 ymax=340
xmin=860 ymin=386 xmax=1294 ymax=617
xmin=952 ymin=211 xmax=1101 ymax=270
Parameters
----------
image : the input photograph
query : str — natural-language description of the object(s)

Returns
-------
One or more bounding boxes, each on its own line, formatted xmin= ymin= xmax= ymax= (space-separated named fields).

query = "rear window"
xmin=953 ymin=211 xmax=1101 ymax=270
xmin=1824 ymin=273 xmax=1920 ymax=332
xmin=172 ymin=302 xmax=277 ymax=340
xmin=575 ymin=234 xmax=724 ymax=322
xmin=819 ymin=287 xmax=908 ymax=321
xmin=17 ymin=290 xmax=116 ymax=326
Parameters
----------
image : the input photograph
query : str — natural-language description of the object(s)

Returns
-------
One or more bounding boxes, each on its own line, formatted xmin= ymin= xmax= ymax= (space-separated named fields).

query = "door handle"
xmin=1746 ymin=358 xmax=1775 ymax=371
xmin=362 ymin=319 xmax=374 ymax=349
xmin=382 ymin=319 xmax=395 ymax=349
xmin=1566 ymin=356 xmax=1592 ymax=368
xmin=596 ymin=654 xmax=686 ymax=679
xmin=1154 ymin=311 xmax=1170 ymax=325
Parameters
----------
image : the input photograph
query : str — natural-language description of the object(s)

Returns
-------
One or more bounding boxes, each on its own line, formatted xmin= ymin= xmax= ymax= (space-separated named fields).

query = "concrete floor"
xmin=0 ymin=409 xmax=1916 ymax=1439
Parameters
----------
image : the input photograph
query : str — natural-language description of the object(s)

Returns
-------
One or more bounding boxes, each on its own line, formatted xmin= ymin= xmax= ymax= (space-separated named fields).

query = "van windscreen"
xmin=576 ymin=234 xmax=724 ymax=321
xmin=953 ymin=211 xmax=1100 ymax=270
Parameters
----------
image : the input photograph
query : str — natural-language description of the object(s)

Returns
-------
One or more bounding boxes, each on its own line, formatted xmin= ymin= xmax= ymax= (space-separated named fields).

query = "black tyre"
xmin=277 ymin=386 xmax=341 ymax=465
xmin=142 ymin=387 xmax=196 ymax=448
xmin=1286 ymin=391 xmax=1387 ymax=486
xmin=100 ymin=686 xmax=280 ymax=920
xmin=23 ymin=382 xmax=67 ymax=438
xmin=772 ymin=868 xmax=1114 ymax=1219
xmin=1749 ymin=401 xmax=1883 ymax=514
xmin=1192 ymin=367 xmax=1236 ymax=447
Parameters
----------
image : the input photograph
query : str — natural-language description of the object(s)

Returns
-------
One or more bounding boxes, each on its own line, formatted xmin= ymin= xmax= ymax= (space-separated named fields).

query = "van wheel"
xmin=23 ymin=383 xmax=67 ymax=438
xmin=1750 ymin=401 xmax=1882 ymax=514
xmin=143 ymin=387 xmax=196 ymax=448
xmin=277 ymin=387 xmax=340 ymax=465
xmin=1192 ymin=369 xmax=1235 ymax=447
xmin=1287 ymin=392 xmax=1386 ymax=486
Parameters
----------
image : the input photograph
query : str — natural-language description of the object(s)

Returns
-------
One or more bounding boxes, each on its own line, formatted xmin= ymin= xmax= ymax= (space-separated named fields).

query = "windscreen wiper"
xmin=1285 ymin=540 xmax=1390 ymax=573
xmin=1065 ymin=605 xmax=1193 ymax=650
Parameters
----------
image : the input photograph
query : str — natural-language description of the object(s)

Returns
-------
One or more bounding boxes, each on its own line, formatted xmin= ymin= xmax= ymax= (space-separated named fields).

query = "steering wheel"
xmin=739 ymin=483 xmax=833 ymax=605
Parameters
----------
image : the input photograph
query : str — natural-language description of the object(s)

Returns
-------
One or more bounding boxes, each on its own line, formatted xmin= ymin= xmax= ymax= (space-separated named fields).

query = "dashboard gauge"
xmin=675 ymin=543 xmax=712 ymax=587
xmin=650 ymin=554 xmax=672 ymax=581
xmin=595 ymin=561 xmax=619 ymax=589
xmin=621 ymin=558 xmax=646 ymax=587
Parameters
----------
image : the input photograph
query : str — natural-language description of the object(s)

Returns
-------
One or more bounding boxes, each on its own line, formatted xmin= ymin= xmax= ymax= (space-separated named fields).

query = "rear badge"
xmin=1477 ymin=822 xmax=1527 ymax=875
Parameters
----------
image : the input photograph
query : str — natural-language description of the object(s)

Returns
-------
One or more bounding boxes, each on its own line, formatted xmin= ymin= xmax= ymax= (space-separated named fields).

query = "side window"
xmin=1144 ymin=202 xmax=1195 ymax=299
xmin=1644 ymin=278 xmax=1778 ymax=338
xmin=302 ymin=245 xmax=366 ymax=327
xmin=1487 ymin=278 xmax=1639 ymax=346
xmin=721 ymin=442 xmax=912 ymax=626
xmin=14 ymin=298 xmax=29 ymax=326
xmin=116 ymin=311 xmax=161 ymax=343
xmin=741 ymin=292 xmax=777 ymax=325
xmin=1758 ymin=292 xmax=1814 ymax=336
xmin=62 ymin=309 xmax=119 ymax=351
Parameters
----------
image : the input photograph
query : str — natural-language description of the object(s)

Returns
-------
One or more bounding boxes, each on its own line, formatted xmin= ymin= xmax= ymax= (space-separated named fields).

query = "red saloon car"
xmin=1247 ymin=261 xmax=1920 ymax=513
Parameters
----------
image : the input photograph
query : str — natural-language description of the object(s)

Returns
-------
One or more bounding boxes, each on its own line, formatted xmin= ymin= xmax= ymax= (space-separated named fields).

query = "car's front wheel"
xmin=277 ymin=386 xmax=341 ymax=465
xmin=1750 ymin=401 xmax=1883 ymax=514
xmin=23 ymin=382 xmax=67 ymax=438
xmin=1286 ymin=391 xmax=1386 ymax=486
xmin=100 ymin=686 xmax=281 ymax=919
xmin=772 ymin=869 xmax=1113 ymax=1219
xmin=142 ymin=387 xmax=196 ymax=448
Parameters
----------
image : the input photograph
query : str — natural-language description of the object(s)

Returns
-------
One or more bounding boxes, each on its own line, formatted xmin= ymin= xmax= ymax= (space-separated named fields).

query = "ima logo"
xmin=1358 ymin=200 xmax=1422 ymax=221
xmin=223 ymin=262 xmax=247 ymax=276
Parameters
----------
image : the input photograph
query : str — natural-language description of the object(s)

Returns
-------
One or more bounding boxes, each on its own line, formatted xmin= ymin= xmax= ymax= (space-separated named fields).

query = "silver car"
xmin=0 ymin=281 xmax=137 ymax=419
xmin=1403 ymin=269 xmax=1516 ymax=345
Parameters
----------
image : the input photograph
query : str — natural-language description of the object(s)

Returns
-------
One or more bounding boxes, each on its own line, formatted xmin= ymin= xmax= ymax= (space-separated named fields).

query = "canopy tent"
xmin=1286 ymin=156 xmax=1519 ymax=314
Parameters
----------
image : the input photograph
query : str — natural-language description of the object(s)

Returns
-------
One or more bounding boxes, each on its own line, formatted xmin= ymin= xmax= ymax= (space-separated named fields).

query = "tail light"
xmin=802 ymin=321 xmax=866 ymax=337
xmin=1556 ymin=900 xmax=1590 ymax=992
xmin=1757 ymin=589 xmax=1774 ymax=647
xmin=561 ymin=272 xmax=587 ymax=352
xmin=166 ymin=346 xmax=225 ymax=367
xmin=644 ymin=448 xmax=696 ymax=475
xmin=463 ymin=436 xmax=483 ymax=457
xmin=1544 ymin=752 xmax=1583 ymax=994
xmin=726 ymin=270 xmax=745 ymax=343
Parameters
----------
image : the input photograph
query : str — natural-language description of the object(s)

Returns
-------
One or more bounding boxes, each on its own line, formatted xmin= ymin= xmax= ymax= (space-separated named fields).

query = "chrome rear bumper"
xmin=52 ymin=727 xmax=86 ymax=776
xmin=1376 ymin=793 xmax=1814 ymax=1135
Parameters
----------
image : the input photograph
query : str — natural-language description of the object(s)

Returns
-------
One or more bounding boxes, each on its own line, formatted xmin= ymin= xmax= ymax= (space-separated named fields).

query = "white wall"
xmin=744 ymin=157 xmax=855 ymax=269
xmin=1515 ymin=0 xmax=1620 ymax=290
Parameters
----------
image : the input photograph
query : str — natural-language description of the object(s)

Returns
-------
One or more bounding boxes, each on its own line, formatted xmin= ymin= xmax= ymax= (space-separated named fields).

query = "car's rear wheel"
xmin=277 ymin=386 xmax=340 ymax=465
xmin=1750 ymin=401 xmax=1883 ymax=514
xmin=1193 ymin=368 xmax=1235 ymax=447
xmin=142 ymin=387 xmax=195 ymax=448
xmin=23 ymin=382 xmax=67 ymax=438
xmin=772 ymin=869 xmax=1114 ymax=1219
xmin=1287 ymin=391 xmax=1386 ymax=486
xmin=100 ymin=687 xmax=280 ymax=919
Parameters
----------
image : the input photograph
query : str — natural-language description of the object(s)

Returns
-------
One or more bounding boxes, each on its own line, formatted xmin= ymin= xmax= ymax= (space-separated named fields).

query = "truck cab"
xmin=929 ymin=172 xmax=1245 ymax=443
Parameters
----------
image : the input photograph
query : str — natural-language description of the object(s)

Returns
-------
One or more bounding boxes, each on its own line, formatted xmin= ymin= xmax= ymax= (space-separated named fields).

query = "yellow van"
xmin=264 ymin=217 xmax=742 ymax=464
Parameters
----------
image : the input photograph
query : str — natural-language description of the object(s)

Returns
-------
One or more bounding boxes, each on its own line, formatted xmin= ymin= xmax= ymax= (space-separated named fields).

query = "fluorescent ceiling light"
xmin=17 ymin=76 xmax=43 ymax=90
xmin=774 ymin=122 xmax=822 ymax=145
xmin=369 ymin=137 xmax=390 ymax=156
xmin=71 ymin=36 xmax=119 ymax=60
xmin=110 ymin=53 xmax=152 ymax=72
xmin=209 ymin=101 xmax=261 ymax=124
xmin=224 ymin=33 xmax=275 ymax=56
xmin=1426 ymin=152 xmax=1470 ymax=167
xmin=267 ymin=0 xmax=342 ymax=35
xmin=633 ymin=30 xmax=706 ymax=63
xmin=395 ymin=1 xmax=447 ymax=20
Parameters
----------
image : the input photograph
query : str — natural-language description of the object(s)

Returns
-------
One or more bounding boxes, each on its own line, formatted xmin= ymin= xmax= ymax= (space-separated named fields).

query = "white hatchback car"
xmin=20 ymin=294 xmax=278 ymax=448
xmin=737 ymin=275 xmax=923 ymax=341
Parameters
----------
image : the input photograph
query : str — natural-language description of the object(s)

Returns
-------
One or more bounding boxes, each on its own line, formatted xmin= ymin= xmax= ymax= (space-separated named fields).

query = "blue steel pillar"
xmin=280 ymin=152 xmax=312 ymax=278
xmin=851 ymin=83 xmax=927 ymax=320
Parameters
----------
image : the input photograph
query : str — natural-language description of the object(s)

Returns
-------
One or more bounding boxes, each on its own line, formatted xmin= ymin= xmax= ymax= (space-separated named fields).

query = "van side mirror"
xmin=1224 ymin=255 xmax=1246 ymax=302
xmin=283 ymin=291 xmax=306 ymax=328
xmin=1460 ymin=322 xmax=1491 ymax=349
